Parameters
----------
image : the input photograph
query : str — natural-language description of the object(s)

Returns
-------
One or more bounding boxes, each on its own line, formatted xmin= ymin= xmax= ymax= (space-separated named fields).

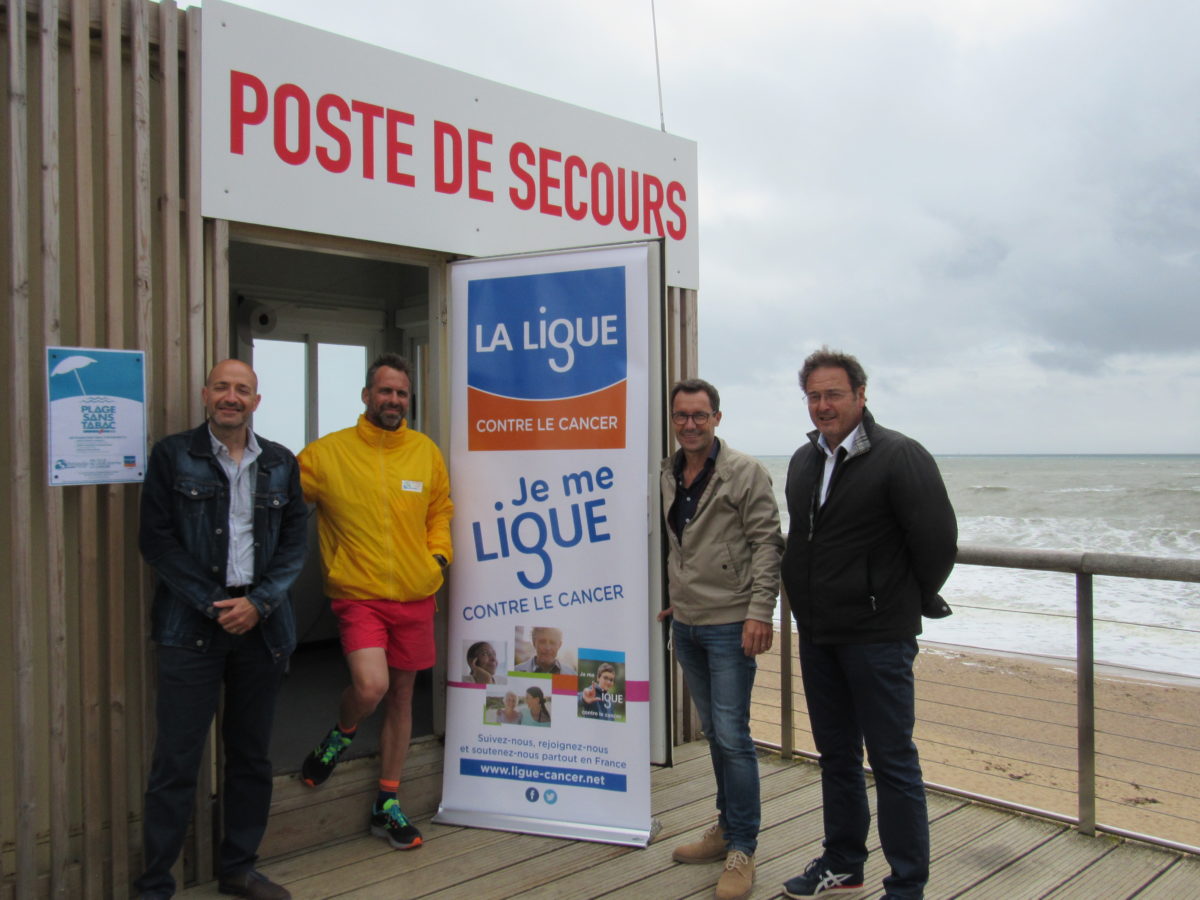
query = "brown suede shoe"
xmin=673 ymin=821 xmax=727 ymax=864
xmin=217 ymin=869 xmax=291 ymax=900
xmin=715 ymin=850 xmax=755 ymax=900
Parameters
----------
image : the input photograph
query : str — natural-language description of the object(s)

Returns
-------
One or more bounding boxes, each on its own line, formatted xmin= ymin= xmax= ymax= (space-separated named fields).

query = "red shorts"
xmin=331 ymin=596 xmax=436 ymax=671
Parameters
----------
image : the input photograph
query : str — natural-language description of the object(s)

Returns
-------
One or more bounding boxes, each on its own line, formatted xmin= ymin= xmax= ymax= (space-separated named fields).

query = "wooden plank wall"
xmin=0 ymin=2 xmax=206 ymax=897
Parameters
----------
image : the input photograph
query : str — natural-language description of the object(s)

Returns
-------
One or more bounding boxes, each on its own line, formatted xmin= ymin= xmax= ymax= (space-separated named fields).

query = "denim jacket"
xmin=139 ymin=423 xmax=307 ymax=659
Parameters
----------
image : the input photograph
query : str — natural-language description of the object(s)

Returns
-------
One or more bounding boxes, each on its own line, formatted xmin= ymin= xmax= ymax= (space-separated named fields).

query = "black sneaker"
xmin=370 ymin=798 xmax=423 ymax=850
xmin=783 ymin=857 xmax=865 ymax=897
xmin=300 ymin=727 xmax=354 ymax=787
xmin=217 ymin=868 xmax=291 ymax=899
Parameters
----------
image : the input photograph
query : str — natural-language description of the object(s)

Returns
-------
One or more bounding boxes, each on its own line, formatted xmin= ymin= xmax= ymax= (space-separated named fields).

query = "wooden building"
xmin=0 ymin=2 xmax=699 ymax=896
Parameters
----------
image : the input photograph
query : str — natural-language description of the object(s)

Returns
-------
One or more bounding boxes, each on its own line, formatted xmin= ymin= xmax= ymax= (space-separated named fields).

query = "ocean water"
xmin=757 ymin=454 xmax=1200 ymax=679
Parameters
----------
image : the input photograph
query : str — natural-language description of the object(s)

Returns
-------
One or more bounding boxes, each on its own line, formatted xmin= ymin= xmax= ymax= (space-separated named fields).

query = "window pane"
xmin=253 ymin=339 xmax=307 ymax=454
xmin=318 ymin=343 xmax=367 ymax=438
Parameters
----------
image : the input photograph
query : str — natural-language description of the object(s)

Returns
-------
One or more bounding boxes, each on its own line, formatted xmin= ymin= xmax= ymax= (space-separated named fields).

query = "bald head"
xmin=206 ymin=358 xmax=258 ymax=391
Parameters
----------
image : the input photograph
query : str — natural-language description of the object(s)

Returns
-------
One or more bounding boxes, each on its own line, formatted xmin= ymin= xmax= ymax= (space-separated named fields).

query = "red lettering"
xmin=467 ymin=129 xmax=494 ymax=202
xmin=642 ymin=174 xmax=664 ymax=236
xmin=315 ymin=94 xmax=351 ymax=173
xmin=564 ymin=155 xmax=588 ymax=220
xmin=538 ymin=148 xmax=563 ymax=217
xmin=230 ymin=71 xmax=268 ymax=155
xmin=273 ymin=83 xmax=310 ymax=166
xmin=509 ymin=142 xmax=536 ymax=210
xmin=666 ymin=181 xmax=687 ymax=239
xmin=351 ymin=101 xmax=384 ymax=179
xmin=434 ymin=121 xmax=462 ymax=193
xmin=617 ymin=168 xmax=640 ymax=231
xmin=386 ymin=109 xmax=415 ymax=187
xmin=591 ymin=162 xmax=614 ymax=226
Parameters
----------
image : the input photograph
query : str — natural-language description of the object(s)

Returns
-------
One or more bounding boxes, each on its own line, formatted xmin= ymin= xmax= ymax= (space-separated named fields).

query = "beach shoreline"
xmin=919 ymin=639 xmax=1200 ymax=689
xmin=753 ymin=637 xmax=1200 ymax=849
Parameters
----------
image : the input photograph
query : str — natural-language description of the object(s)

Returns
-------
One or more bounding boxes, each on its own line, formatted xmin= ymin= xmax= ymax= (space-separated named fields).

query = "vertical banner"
xmin=436 ymin=244 xmax=655 ymax=846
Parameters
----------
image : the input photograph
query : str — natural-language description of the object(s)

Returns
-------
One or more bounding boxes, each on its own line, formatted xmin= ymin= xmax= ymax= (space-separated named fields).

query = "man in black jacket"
xmin=780 ymin=348 xmax=956 ymax=900
xmin=136 ymin=359 xmax=305 ymax=900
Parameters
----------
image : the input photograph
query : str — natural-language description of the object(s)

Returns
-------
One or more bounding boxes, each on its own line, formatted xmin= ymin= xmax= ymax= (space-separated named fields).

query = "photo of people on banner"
xmin=482 ymin=680 xmax=553 ymax=727
xmin=461 ymin=639 xmax=506 ymax=685
xmin=577 ymin=650 xmax=626 ymax=723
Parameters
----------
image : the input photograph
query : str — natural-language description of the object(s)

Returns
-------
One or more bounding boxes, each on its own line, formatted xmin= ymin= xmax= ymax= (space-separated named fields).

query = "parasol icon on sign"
xmin=50 ymin=354 xmax=98 ymax=396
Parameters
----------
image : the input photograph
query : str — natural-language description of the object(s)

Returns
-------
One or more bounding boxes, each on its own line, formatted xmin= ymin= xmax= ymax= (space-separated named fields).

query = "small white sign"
xmin=46 ymin=347 xmax=147 ymax=486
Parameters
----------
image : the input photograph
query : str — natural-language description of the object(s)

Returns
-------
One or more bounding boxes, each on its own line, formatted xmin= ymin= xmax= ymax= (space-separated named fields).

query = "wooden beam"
xmin=158 ymin=0 xmax=182 ymax=436
xmin=151 ymin=4 xmax=182 ymax=878
xmin=70 ymin=0 xmax=103 ymax=895
xmin=8 ymin=0 xmax=37 ymax=895
xmin=210 ymin=218 xmax=230 ymax=362
xmin=102 ymin=0 xmax=129 ymax=889
xmin=131 ymin=0 xmax=153 ymax=878
xmin=185 ymin=4 xmax=202 ymax=422
xmin=182 ymin=13 xmax=214 ymax=881
xmin=40 ymin=0 xmax=71 ymax=895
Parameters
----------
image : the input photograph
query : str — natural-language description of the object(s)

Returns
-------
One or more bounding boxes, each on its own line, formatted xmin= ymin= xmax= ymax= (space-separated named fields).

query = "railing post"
xmin=779 ymin=586 xmax=794 ymax=759
xmin=1076 ymin=572 xmax=1096 ymax=835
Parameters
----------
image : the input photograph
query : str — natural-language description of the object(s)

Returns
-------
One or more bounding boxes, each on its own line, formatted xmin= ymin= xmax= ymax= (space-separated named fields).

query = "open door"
xmin=229 ymin=239 xmax=440 ymax=773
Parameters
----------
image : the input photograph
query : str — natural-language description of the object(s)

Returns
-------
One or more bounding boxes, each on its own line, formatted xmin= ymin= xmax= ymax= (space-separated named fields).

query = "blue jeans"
xmin=799 ymin=635 xmax=928 ymax=900
xmin=673 ymin=620 xmax=760 ymax=854
xmin=135 ymin=627 xmax=286 ymax=897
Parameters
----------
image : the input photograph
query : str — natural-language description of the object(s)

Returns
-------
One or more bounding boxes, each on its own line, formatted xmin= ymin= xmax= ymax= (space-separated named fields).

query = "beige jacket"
xmin=660 ymin=440 xmax=784 ymax=626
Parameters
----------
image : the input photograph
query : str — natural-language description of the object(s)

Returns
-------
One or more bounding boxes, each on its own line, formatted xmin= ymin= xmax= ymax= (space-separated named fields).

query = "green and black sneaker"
xmin=300 ymin=727 xmax=354 ymax=787
xmin=370 ymin=798 xmax=423 ymax=850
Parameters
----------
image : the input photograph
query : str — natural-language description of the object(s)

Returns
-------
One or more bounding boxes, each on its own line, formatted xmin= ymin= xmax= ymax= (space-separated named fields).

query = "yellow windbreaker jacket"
xmin=299 ymin=414 xmax=453 ymax=602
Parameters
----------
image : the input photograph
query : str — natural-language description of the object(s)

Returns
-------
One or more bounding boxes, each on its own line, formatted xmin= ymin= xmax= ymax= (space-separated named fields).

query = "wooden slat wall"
xmin=0 ymin=2 xmax=198 ymax=897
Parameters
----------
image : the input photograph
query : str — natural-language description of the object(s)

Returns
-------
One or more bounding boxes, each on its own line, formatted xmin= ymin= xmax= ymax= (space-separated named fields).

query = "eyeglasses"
xmin=671 ymin=410 xmax=716 ymax=424
xmin=806 ymin=390 xmax=852 ymax=405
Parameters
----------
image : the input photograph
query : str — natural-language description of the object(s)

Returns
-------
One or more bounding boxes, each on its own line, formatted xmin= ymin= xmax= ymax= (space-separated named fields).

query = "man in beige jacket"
xmin=658 ymin=378 xmax=784 ymax=900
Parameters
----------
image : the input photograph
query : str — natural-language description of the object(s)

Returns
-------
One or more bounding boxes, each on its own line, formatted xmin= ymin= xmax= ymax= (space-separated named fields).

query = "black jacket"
xmin=781 ymin=410 xmax=957 ymax=644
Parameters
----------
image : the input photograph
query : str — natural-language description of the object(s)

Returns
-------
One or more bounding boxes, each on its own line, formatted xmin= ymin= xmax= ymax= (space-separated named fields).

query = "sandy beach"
xmin=751 ymin=637 xmax=1200 ymax=850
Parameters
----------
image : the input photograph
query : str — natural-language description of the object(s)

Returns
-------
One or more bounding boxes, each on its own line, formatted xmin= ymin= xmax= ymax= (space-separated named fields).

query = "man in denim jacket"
xmin=135 ymin=359 xmax=306 ymax=900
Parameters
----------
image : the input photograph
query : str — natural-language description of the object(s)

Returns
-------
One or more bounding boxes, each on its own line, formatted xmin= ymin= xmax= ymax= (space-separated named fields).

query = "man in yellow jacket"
xmin=297 ymin=353 xmax=453 ymax=851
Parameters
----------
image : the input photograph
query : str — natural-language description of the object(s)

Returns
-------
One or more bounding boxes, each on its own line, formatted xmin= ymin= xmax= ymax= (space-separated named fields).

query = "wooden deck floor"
xmin=179 ymin=741 xmax=1200 ymax=900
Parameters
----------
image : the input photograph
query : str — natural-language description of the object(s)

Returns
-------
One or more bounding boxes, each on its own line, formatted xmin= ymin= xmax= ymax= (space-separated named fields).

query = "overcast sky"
xmin=199 ymin=0 xmax=1199 ymax=455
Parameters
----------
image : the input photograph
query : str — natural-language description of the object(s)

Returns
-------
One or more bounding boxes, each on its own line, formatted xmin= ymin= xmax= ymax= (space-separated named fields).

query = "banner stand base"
xmin=432 ymin=806 xmax=653 ymax=848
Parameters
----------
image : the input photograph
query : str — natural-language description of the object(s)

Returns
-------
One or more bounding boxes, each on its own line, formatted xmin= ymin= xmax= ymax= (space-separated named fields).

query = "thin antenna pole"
xmin=651 ymin=0 xmax=666 ymax=132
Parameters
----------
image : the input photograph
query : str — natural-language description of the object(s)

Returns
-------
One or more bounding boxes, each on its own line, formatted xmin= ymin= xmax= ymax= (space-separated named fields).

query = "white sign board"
xmin=436 ymin=244 xmax=656 ymax=845
xmin=201 ymin=0 xmax=699 ymax=289
xmin=46 ymin=347 xmax=147 ymax=485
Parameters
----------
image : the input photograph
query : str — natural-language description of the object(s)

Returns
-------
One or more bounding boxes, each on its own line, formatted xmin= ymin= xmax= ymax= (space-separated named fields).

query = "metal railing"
xmin=770 ymin=543 xmax=1200 ymax=854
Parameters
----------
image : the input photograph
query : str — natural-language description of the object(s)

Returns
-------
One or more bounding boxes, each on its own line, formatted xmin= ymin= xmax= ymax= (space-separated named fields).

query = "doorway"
xmin=228 ymin=237 xmax=439 ymax=774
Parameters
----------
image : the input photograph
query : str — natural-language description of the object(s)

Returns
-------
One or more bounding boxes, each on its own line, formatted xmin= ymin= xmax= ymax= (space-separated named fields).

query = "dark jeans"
xmin=673 ymin=620 xmax=760 ymax=854
xmin=799 ymin=635 xmax=928 ymax=900
xmin=134 ymin=627 xmax=286 ymax=897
